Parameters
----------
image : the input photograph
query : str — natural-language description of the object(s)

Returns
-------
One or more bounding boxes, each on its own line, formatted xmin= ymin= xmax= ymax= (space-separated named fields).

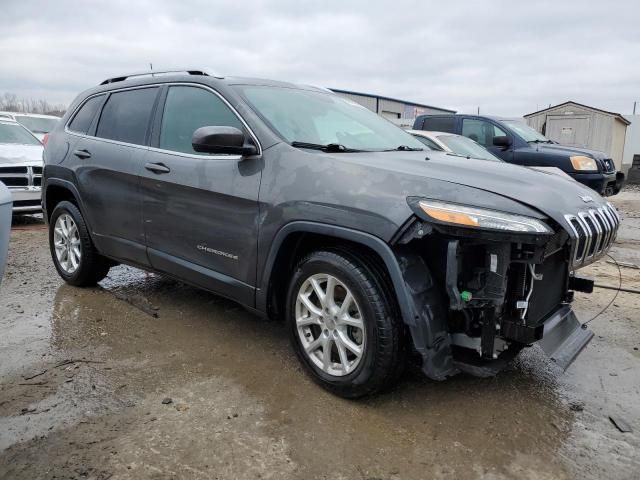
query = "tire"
xmin=49 ymin=200 xmax=110 ymax=286
xmin=286 ymin=250 xmax=405 ymax=398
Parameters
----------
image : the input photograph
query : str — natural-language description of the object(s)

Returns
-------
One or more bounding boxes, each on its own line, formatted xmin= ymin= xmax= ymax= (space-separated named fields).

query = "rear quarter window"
xmin=68 ymin=95 xmax=105 ymax=134
xmin=421 ymin=116 xmax=456 ymax=133
xmin=96 ymin=88 xmax=159 ymax=145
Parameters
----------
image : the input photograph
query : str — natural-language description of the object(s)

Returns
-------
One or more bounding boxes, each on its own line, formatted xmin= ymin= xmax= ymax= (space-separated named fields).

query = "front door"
xmin=461 ymin=118 xmax=514 ymax=162
xmin=141 ymin=85 xmax=262 ymax=305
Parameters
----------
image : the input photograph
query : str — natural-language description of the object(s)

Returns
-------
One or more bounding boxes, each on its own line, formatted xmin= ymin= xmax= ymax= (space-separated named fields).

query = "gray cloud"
xmin=1 ymin=0 xmax=638 ymax=115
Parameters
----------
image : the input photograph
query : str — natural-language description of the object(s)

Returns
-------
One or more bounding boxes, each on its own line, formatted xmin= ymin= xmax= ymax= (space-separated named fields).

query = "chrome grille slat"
xmin=565 ymin=204 xmax=620 ymax=269
xmin=0 ymin=166 xmax=41 ymax=189
xmin=597 ymin=208 xmax=613 ymax=250
xmin=591 ymin=209 xmax=607 ymax=254
xmin=579 ymin=212 xmax=597 ymax=258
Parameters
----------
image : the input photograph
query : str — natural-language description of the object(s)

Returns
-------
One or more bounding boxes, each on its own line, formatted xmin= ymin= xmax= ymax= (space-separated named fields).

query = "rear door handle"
xmin=144 ymin=162 xmax=171 ymax=174
xmin=73 ymin=149 xmax=91 ymax=159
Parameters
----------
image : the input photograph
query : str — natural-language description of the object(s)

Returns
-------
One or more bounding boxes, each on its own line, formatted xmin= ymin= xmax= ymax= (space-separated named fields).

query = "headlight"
xmin=418 ymin=199 xmax=553 ymax=233
xmin=570 ymin=155 xmax=598 ymax=171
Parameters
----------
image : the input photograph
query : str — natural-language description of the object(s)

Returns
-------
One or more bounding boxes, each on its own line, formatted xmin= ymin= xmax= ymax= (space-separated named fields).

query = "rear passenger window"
xmin=159 ymin=86 xmax=244 ymax=155
xmin=422 ymin=116 xmax=456 ymax=133
xmin=68 ymin=95 xmax=104 ymax=134
xmin=96 ymin=88 xmax=158 ymax=145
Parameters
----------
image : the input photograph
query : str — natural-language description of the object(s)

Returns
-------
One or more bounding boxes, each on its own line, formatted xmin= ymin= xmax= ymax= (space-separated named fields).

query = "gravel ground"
xmin=0 ymin=189 xmax=638 ymax=480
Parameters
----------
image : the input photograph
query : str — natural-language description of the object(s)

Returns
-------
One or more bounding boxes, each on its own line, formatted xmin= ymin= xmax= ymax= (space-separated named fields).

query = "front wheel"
xmin=287 ymin=250 xmax=405 ymax=398
xmin=49 ymin=201 xmax=111 ymax=286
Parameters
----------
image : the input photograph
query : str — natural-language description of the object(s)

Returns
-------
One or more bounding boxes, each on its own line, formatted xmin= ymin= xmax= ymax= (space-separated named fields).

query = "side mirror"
xmin=493 ymin=136 xmax=512 ymax=148
xmin=192 ymin=126 xmax=258 ymax=156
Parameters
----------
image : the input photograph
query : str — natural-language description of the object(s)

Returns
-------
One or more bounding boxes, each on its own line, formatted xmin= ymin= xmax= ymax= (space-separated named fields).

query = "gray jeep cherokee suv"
xmin=43 ymin=69 xmax=620 ymax=397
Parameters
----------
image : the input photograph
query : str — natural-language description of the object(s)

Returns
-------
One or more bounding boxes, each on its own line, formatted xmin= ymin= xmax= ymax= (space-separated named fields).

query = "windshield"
xmin=235 ymin=85 xmax=425 ymax=151
xmin=0 ymin=122 xmax=42 ymax=145
xmin=14 ymin=115 xmax=59 ymax=134
xmin=502 ymin=120 xmax=549 ymax=143
xmin=412 ymin=134 xmax=444 ymax=151
xmin=437 ymin=134 xmax=502 ymax=161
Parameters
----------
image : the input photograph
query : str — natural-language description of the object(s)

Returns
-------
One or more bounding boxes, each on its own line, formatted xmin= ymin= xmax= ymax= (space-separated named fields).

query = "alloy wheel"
xmin=295 ymin=273 xmax=366 ymax=376
xmin=53 ymin=213 xmax=81 ymax=274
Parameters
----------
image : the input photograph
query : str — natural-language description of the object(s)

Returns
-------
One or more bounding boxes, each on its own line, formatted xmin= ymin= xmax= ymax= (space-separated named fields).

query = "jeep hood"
xmin=341 ymin=150 xmax=608 ymax=230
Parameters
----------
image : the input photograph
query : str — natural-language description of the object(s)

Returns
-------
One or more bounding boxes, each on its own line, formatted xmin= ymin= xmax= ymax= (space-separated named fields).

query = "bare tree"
xmin=0 ymin=91 xmax=66 ymax=116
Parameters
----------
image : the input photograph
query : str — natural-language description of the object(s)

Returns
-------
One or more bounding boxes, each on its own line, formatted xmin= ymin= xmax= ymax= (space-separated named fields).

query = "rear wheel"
xmin=287 ymin=250 xmax=405 ymax=398
xmin=49 ymin=201 xmax=110 ymax=286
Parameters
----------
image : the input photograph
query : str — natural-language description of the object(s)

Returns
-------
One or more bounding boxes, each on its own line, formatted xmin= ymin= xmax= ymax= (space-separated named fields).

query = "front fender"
xmin=257 ymin=221 xmax=457 ymax=380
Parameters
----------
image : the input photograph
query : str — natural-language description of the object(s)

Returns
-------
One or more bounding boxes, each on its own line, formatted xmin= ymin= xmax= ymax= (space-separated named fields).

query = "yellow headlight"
xmin=420 ymin=206 xmax=479 ymax=227
xmin=417 ymin=200 xmax=553 ymax=233
xmin=570 ymin=155 xmax=597 ymax=171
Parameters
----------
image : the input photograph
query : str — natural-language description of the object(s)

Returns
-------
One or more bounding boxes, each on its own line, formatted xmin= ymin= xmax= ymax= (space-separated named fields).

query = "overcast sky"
xmin=1 ymin=0 xmax=639 ymax=115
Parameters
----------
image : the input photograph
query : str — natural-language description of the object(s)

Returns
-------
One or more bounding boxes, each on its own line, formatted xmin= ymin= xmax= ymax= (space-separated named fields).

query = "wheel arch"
xmin=257 ymin=221 xmax=458 ymax=381
xmin=43 ymin=179 xmax=86 ymax=224
xmin=257 ymin=222 xmax=415 ymax=325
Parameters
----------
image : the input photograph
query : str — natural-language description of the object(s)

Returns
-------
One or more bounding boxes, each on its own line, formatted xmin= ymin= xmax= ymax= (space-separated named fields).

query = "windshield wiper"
xmin=384 ymin=145 xmax=424 ymax=151
xmin=290 ymin=141 xmax=362 ymax=153
xmin=528 ymin=139 xmax=553 ymax=144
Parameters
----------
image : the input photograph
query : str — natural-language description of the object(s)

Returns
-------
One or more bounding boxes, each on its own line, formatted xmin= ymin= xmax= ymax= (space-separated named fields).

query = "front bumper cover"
xmin=537 ymin=304 xmax=594 ymax=370
xmin=7 ymin=187 xmax=42 ymax=212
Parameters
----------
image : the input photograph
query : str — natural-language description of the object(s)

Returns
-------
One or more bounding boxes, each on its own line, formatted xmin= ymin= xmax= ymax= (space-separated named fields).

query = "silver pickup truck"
xmin=0 ymin=118 xmax=43 ymax=214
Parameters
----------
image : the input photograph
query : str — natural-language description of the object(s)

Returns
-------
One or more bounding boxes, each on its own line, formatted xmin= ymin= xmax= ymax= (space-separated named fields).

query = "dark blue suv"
xmin=413 ymin=114 xmax=619 ymax=196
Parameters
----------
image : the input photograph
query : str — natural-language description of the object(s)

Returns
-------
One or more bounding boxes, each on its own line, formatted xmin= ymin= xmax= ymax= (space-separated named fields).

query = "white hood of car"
xmin=0 ymin=144 xmax=44 ymax=165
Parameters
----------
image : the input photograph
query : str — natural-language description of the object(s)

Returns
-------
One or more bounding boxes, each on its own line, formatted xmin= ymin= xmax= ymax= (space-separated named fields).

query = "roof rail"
xmin=99 ymin=68 xmax=224 ymax=85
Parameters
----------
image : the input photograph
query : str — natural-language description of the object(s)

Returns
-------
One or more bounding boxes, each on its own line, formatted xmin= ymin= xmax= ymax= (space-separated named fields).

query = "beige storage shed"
xmin=524 ymin=101 xmax=630 ymax=171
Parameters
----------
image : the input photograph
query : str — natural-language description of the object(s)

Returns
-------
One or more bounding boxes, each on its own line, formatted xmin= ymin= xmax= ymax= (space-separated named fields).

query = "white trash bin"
xmin=0 ymin=182 xmax=12 ymax=285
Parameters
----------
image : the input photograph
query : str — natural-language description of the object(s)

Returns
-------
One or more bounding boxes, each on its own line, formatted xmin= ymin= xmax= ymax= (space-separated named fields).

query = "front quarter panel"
xmin=255 ymin=144 xmax=545 ymax=283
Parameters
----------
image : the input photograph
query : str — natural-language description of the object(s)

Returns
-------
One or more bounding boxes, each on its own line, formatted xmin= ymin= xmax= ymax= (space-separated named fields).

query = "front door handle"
xmin=73 ymin=149 xmax=91 ymax=159
xmin=145 ymin=162 xmax=171 ymax=174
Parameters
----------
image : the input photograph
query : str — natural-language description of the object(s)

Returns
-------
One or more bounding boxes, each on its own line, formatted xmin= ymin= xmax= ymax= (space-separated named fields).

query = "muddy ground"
xmin=0 ymin=190 xmax=639 ymax=480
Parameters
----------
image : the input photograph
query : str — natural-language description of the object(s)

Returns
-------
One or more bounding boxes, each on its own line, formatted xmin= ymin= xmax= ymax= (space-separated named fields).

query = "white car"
xmin=408 ymin=129 xmax=501 ymax=161
xmin=409 ymin=129 xmax=572 ymax=178
xmin=0 ymin=182 xmax=11 ymax=284
xmin=0 ymin=112 xmax=60 ymax=142
xmin=0 ymin=119 xmax=43 ymax=213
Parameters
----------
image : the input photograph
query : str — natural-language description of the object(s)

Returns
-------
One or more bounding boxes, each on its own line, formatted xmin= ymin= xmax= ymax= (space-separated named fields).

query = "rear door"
xmin=71 ymin=86 xmax=159 ymax=265
xmin=141 ymin=84 xmax=262 ymax=305
xmin=461 ymin=117 xmax=514 ymax=162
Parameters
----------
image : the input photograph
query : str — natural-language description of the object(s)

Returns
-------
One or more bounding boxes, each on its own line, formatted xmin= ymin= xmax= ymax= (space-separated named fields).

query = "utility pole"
xmin=150 ymin=63 xmax=153 ymax=76
xmin=634 ymin=101 xmax=637 ymax=115
xmin=477 ymin=106 xmax=480 ymax=115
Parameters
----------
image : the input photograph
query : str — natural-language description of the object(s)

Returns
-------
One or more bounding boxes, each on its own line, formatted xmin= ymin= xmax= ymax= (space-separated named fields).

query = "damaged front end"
xmin=393 ymin=197 xmax=621 ymax=380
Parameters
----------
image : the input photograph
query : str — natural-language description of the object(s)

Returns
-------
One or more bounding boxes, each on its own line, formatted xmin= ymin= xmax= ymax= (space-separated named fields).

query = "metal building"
xmin=331 ymin=88 xmax=455 ymax=128
xmin=524 ymin=101 xmax=631 ymax=172
xmin=623 ymin=114 xmax=640 ymax=183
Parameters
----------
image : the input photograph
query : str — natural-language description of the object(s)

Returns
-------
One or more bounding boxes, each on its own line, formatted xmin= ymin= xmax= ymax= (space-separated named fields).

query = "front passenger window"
xmin=462 ymin=119 xmax=507 ymax=147
xmin=160 ymin=86 xmax=244 ymax=155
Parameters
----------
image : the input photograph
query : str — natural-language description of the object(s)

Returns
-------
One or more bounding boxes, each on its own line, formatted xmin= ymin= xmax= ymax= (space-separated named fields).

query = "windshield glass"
xmin=502 ymin=119 xmax=549 ymax=142
xmin=437 ymin=134 xmax=502 ymax=161
xmin=412 ymin=134 xmax=444 ymax=151
xmin=235 ymin=85 xmax=425 ymax=151
xmin=0 ymin=122 xmax=42 ymax=145
xmin=15 ymin=115 xmax=59 ymax=134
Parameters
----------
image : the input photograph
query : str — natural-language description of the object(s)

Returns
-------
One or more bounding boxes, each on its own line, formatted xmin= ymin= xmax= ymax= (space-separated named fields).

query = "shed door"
xmin=546 ymin=115 xmax=590 ymax=148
